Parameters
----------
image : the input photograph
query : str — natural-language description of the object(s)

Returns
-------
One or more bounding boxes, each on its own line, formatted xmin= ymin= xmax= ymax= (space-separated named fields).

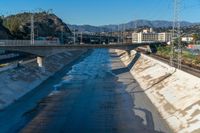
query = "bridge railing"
xmin=0 ymin=40 xmax=162 ymax=47
xmin=0 ymin=40 xmax=60 ymax=46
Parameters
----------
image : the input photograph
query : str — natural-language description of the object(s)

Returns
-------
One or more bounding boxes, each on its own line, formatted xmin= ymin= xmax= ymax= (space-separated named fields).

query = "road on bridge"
xmin=0 ymin=42 xmax=161 ymax=57
xmin=0 ymin=49 xmax=172 ymax=133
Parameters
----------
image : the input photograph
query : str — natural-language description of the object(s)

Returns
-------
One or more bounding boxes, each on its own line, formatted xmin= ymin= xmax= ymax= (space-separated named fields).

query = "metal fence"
xmin=0 ymin=40 xmax=60 ymax=46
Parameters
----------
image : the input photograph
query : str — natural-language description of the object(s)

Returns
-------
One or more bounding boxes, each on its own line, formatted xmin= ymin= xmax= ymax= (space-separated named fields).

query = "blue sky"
xmin=0 ymin=0 xmax=200 ymax=26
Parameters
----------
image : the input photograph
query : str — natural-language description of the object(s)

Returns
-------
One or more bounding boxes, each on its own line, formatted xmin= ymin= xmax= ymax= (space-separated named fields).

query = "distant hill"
xmin=182 ymin=24 xmax=200 ymax=34
xmin=69 ymin=20 xmax=194 ymax=33
xmin=68 ymin=24 xmax=111 ymax=33
xmin=3 ymin=12 xmax=71 ymax=40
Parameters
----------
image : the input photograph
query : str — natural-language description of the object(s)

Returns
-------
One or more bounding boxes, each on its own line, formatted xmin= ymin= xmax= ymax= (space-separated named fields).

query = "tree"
xmin=3 ymin=17 xmax=22 ymax=34
xmin=0 ymin=16 xmax=3 ymax=24
xmin=192 ymin=34 xmax=200 ymax=44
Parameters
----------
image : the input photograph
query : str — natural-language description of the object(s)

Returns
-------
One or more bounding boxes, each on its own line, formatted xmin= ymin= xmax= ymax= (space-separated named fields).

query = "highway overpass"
xmin=0 ymin=42 xmax=162 ymax=56
xmin=0 ymin=42 xmax=163 ymax=71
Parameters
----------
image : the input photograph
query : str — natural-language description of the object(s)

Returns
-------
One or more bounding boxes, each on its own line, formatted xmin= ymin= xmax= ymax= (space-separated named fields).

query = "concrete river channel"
xmin=0 ymin=49 xmax=172 ymax=133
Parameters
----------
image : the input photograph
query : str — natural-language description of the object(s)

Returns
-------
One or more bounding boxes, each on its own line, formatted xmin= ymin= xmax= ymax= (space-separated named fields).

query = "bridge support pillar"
xmin=126 ymin=50 xmax=131 ymax=57
xmin=147 ymin=45 xmax=152 ymax=53
xmin=37 ymin=56 xmax=45 ymax=72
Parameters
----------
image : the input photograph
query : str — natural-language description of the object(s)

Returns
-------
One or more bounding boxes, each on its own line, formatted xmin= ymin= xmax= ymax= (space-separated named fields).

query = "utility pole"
xmin=176 ymin=0 xmax=182 ymax=69
xmin=100 ymin=30 xmax=102 ymax=44
xmin=120 ymin=25 xmax=123 ymax=44
xmin=74 ymin=28 xmax=76 ymax=45
xmin=61 ymin=26 xmax=64 ymax=45
xmin=81 ymin=32 xmax=83 ymax=44
xmin=118 ymin=24 xmax=120 ymax=44
xmin=31 ymin=14 xmax=35 ymax=45
xmin=135 ymin=20 xmax=137 ymax=32
xmin=123 ymin=24 xmax=126 ymax=44
xmin=170 ymin=0 xmax=182 ymax=69
xmin=110 ymin=29 xmax=113 ymax=44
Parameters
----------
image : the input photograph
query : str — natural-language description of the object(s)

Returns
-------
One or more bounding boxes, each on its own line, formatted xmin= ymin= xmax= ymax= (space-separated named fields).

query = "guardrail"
xmin=0 ymin=40 xmax=60 ymax=46
xmin=0 ymin=40 xmax=162 ymax=46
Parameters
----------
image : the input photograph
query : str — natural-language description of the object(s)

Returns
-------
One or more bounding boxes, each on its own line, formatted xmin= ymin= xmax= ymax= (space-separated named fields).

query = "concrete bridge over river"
xmin=0 ymin=41 xmax=162 ymax=71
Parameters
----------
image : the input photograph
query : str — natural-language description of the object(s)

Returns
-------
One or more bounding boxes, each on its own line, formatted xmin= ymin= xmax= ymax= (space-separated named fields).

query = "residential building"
xmin=132 ymin=28 xmax=172 ymax=43
xmin=132 ymin=32 xmax=158 ymax=43
xmin=132 ymin=32 xmax=139 ymax=43
xmin=181 ymin=36 xmax=194 ymax=43
xmin=158 ymin=33 xmax=172 ymax=42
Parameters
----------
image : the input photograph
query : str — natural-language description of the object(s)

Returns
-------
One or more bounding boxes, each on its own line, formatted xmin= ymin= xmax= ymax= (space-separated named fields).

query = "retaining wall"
xmin=115 ymin=49 xmax=200 ymax=133
xmin=0 ymin=50 xmax=87 ymax=110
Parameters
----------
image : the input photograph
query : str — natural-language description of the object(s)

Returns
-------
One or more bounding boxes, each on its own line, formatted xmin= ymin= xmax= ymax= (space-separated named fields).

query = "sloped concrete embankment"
xmin=115 ymin=49 xmax=200 ymax=133
xmin=0 ymin=50 xmax=87 ymax=110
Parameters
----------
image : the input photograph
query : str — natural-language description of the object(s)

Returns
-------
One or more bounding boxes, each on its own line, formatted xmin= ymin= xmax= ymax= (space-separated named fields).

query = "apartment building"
xmin=132 ymin=32 xmax=158 ymax=43
xmin=132 ymin=28 xmax=172 ymax=43
xmin=158 ymin=33 xmax=172 ymax=42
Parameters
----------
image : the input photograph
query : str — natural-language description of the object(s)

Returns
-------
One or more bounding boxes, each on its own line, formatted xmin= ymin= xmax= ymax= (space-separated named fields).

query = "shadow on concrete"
xmin=112 ymin=52 xmax=141 ymax=75
xmin=113 ymin=81 xmax=165 ymax=133
xmin=130 ymin=70 xmax=176 ymax=94
xmin=110 ymin=52 xmax=125 ymax=58
xmin=126 ymin=93 xmax=165 ymax=133
xmin=134 ymin=107 xmax=155 ymax=130
xmin=110 ymin=51 xmax=169 ymax=133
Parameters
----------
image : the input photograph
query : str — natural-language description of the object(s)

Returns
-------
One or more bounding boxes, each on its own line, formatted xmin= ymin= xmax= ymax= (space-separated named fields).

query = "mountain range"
xmin=68 ymin=20 xmax=195 ymax=33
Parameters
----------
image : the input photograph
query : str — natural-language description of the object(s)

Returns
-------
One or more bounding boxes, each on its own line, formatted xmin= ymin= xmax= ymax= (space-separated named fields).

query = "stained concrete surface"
xmin=115 ymin=49 xmax=200 ymax=133
xmin=0 ymin=50 xmax=87 ymax=110
xmin=0 ymin=51 xmax=89 ymax=133
xmin=1 ymin=49 xmax=172 ymax=133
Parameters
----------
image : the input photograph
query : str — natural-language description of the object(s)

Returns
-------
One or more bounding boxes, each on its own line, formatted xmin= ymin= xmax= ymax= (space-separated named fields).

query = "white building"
xmin=132 ymin=28 xmax=172 ymax=43
xmin=132 ymin=32 xmax=158 ymax=43
xmin=158 ymin=33 xmax=172 ymax=42
xmin=132 ymin=32 xmax=139 ymax=43
xmin=181 ymin=37 xmax=193 ymax=42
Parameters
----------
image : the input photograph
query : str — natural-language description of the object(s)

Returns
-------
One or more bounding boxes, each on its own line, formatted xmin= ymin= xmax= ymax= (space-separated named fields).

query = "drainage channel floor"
xmin=3 ymin=49 xmax=172 ymax=133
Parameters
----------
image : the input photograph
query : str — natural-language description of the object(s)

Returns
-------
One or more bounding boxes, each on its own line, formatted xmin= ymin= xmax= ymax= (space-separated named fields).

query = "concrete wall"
xmin=0 ymin=50 xmax=87 ymax=110
xmin=115 ymin=49 xmax=200 ymax=133
xmin=0 ymin=59 xmax=37 ymax=73
xmin=0 ymin=64 xmax=18 ymax=72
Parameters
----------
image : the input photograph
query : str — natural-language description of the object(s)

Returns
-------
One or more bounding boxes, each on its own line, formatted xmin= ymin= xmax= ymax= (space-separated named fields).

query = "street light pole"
xmin=31 ymin=14 xmax=35 ymax=45
xmin=100 ymin=31 xmax=102 ymax=44
xmin=61 ymin=26 xmax=64 ymax=44
xmin=81 ymin=32 xmax=83 ymax=44
xmin=74 ymin=29 xmax=76 ymax=45
xmin=118 ymin=24 xmax=120 ymax=44
xmin=123 ymin=24 xmax=125 ymax=44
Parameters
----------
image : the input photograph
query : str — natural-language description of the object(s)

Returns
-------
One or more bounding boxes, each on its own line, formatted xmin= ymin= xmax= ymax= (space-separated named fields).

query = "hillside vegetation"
xmin=0 ymin=16 xmax=12 ymax=39
xmin=156 ymin=46 xmax=200 ymax=68
xmin=3 ymin=12 xmax=71 ymax=40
